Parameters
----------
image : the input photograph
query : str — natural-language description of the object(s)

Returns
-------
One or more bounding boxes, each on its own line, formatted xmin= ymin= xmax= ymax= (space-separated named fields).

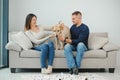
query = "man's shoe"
xmin=69 ymin=68 xmax=73 ymax=74
xmin=73 ymin=67 xmax=78 ymax=75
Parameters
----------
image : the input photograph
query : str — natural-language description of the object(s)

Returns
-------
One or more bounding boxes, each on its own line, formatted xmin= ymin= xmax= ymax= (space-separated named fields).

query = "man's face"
xmin=72 ymin=14 xmax=81 ymax=25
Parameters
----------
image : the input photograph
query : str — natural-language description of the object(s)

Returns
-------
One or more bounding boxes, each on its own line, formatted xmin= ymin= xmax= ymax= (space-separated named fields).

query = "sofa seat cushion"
xmin=20 ymin=49 xmax=107 ymax=58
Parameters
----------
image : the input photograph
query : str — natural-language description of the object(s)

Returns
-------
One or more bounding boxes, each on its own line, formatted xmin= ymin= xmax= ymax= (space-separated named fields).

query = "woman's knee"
xmin=48 ymin=41 xmax=54 ymax=48
xmin=41 ymin=44 xmax=49 ymax=51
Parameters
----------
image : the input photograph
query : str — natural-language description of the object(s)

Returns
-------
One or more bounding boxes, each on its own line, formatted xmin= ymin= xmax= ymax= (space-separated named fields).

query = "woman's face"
xmin=31 ymin=16 xmax=37 ymax=26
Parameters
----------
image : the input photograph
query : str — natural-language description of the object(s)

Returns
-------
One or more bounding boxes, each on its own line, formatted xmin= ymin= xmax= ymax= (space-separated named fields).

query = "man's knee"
xmin=64 ymin=44 xmax=71 ymax=49
xmin=64 ymin=44 xmax=72 ymax=50
xmin=77 ymin=42 xmax=86 ymax=50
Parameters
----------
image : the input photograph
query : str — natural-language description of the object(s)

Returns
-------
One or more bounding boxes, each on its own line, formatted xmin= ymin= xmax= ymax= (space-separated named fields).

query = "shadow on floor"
xmin=15 ymin=68 xmax=106 ymax=73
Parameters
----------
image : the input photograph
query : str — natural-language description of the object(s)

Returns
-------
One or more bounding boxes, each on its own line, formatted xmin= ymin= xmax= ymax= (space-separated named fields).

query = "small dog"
xmin=52 ymin=22 xmax=71 ymax=50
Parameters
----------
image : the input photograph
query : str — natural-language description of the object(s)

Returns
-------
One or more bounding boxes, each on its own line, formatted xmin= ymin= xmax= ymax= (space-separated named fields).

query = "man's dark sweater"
xmin=70 ymin=23 xmax=89 ymax=48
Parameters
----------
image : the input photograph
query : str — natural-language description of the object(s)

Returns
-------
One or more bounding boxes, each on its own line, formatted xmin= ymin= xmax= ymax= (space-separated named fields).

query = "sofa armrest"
xmin=103 ymin=42 xmax=120 ymax=51
xmin=5 ymin=41 xmax=22 ymax=52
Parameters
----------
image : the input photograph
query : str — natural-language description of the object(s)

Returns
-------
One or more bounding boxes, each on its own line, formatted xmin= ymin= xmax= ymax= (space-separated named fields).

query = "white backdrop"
xmin=9 ymin=0 xmax=120 ymax=66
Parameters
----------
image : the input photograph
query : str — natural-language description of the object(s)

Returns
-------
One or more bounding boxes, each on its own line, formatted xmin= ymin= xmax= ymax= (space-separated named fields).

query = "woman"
xmin=24 ymin=14 xmax=55 ymax=74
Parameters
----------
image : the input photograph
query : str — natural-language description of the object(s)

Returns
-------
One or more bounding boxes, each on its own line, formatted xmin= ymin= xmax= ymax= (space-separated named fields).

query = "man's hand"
xmin=59 ymin=36 xmax=72 ymax=44
xmin=59 ymin=36 xmax=65 ymax=42
xmin=66 ymin=39 xmax=72 ymax=44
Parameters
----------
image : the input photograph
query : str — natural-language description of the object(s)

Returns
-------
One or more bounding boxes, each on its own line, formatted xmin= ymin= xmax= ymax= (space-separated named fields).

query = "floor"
xmin=0 ymin=67 xmax=120 ymax=80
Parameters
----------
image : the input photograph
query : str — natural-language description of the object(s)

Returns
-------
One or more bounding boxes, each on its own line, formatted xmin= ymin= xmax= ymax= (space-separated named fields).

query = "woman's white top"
xmin=25 ymin=26 xmax=53 ymax=47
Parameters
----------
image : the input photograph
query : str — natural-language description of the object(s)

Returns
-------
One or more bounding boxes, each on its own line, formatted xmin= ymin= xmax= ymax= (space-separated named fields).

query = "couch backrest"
xmin=9 ymin=31 xmax=108 ymax=43
xmin=89 ymin=32 xmax=108 ymax=38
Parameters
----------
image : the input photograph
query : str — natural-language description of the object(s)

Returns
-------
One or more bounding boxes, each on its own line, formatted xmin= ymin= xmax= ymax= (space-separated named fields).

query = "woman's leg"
xmin=45 ymin=41 xmax=55 ymax=74
xmin=47 ymin=41 xmax=55 ymax=66
xmin=34 ymin=44 xmax=49 ymax=68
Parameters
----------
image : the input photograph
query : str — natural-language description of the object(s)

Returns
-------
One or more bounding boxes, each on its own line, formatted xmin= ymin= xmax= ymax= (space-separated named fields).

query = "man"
xmin=59 ymin=11 xmax=89 ymax=75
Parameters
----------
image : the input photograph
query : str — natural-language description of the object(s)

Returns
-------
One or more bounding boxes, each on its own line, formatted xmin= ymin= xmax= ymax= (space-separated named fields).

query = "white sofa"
xmin=6 ymin=30 xmax=119 ymax=73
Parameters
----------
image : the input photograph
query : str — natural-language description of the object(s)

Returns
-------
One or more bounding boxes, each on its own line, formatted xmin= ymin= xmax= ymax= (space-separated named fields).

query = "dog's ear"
xmin=60 ymin=25 xmax=63 ymax=30
xmin=61 ymin=23 xmax=64 ymax=26
xmin=60 ymin=23 xmax=64 ymax=30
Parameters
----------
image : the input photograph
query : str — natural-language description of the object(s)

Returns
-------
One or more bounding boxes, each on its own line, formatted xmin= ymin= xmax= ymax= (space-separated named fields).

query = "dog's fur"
xmin=52 ymin=23 xmax=71 ymax=50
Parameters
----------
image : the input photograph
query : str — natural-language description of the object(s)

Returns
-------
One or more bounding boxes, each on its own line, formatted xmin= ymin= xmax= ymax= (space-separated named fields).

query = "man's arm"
xmin=71 ymin=28 xmax=89 ymax=45
xmin=59 ymin=27 xmax=89 ymax=45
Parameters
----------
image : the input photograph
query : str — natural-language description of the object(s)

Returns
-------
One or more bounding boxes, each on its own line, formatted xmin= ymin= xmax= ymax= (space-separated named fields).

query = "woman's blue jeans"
xmin=33 ymin=41 xmax=55 ymax=68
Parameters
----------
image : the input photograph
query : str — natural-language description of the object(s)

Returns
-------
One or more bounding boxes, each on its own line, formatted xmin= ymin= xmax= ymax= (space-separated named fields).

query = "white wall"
xmin=9 ymin=0 xmax=120 ymax=66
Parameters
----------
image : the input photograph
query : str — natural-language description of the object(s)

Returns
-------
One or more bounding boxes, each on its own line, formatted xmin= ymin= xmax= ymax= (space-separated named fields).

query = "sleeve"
xmin=25 ymin=31 xmax=51 ymax=45
xmin=71 ymin=27 xmax=89 ymax=45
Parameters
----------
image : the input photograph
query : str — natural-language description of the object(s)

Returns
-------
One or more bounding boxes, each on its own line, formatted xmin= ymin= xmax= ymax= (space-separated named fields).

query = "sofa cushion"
xmin=88 ymin=36 xmax=108 ymax=50
xmin=5 ymin=41 xmax=22 ymax=52
xmin=88 ymin=32 xmax=108 ymax=50
xmin=11 ymin=31 xmax=33 ymax=50
xmin=20 ymin=49 xmax=107 ymax=58
xmin=103 ymin=42 xmax=120 ymax=51
xmin=9 ymin=31 xmax=19 ymax=41
xmin=83 ymin=50 xmax=106 ymax=58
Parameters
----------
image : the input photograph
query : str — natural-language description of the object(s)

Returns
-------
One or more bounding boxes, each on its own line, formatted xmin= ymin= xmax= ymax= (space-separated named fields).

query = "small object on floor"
xmin=85 ymin=77 xmax=88 ymax=80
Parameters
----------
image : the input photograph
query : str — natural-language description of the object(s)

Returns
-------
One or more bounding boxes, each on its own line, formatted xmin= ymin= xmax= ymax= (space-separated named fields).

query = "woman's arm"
xmin=25 ymin=31 xmax=51 ymax=45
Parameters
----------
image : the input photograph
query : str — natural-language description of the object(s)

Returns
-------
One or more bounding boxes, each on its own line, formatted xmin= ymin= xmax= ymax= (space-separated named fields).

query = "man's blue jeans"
xmin=64 ymin=42 xmax=87 ymax=69
xmin=33 ymin=41 xmax=55 ymax=68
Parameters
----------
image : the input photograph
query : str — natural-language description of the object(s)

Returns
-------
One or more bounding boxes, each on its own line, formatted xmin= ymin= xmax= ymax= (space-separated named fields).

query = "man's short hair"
xmin=72 ymin=11 xmax=82 ymax=16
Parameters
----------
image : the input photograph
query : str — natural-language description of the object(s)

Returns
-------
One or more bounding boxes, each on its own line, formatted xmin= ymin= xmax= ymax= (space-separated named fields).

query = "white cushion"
xmin=103 ymin=42 xmax=120 ymax=51
xmin=11 ymin=31 xmax=33 ymax=50
xmin=9 ymin=31 xmax=19 ymax=41
xmin=5 ymin=41 xmax=22 ymax=51
xmin=88 ymin=36 xmax=108 ymax=50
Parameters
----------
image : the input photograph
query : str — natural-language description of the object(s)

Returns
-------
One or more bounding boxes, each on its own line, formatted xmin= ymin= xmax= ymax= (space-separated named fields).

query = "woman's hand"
xmin=59 ymin=36 xmax=65 ymax=42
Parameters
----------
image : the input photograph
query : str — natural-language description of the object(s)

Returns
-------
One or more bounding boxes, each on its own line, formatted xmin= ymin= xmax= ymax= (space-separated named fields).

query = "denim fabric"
xmin=64 ymin=42 xmax=87 ymax=69
xmin=34 ymin=41 xmax=55 ymax=68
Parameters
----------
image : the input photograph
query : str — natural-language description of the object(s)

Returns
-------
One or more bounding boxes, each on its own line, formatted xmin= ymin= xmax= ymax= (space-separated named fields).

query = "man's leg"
xmin=64 ymin=44 xmax=77 ymax=74
xmin=64 ymin=44 xmax=76 ymax=69
xmin=76 ymin=42 xmax=87 ymax=68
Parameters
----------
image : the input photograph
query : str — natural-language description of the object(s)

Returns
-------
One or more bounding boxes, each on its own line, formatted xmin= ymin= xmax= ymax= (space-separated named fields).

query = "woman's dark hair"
xmin=25 ymin=13 xmax=37 ymax=30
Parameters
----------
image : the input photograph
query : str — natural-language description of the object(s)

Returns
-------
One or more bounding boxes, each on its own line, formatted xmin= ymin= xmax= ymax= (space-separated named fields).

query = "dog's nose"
xmin=56 ymin=35 xmax=58 ymax=37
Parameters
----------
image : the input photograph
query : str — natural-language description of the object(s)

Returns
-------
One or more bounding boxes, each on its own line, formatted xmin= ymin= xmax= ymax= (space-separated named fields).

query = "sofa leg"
xmin=99 ymin=68 xmax=105 ymax=72
xmin=109 ymin=68 xmax=115 ymax=73
xmin=11 ymin=68 xmax=16 ymax=73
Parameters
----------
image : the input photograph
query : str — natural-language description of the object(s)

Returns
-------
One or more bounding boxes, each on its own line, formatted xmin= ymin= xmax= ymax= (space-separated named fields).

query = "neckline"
xmin=30 ymin=26 xmax=40 ymax=33
xmin=74 ymin=23 xmax=83 ymax=28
